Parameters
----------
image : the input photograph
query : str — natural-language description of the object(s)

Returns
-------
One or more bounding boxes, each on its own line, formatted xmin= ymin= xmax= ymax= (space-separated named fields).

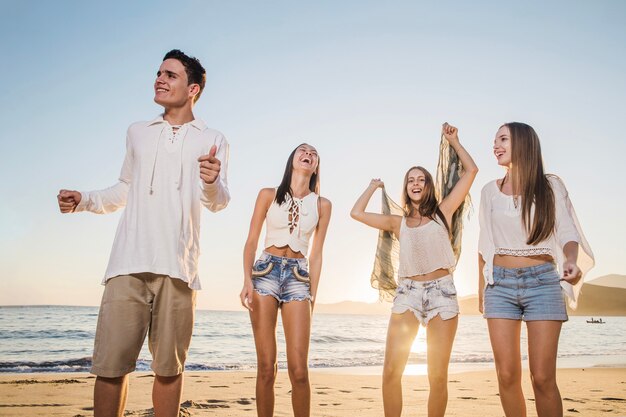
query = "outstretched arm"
xmin=438 ymin=123 xmax=479 ymax=223
xmin=58 ymin=133 xmax=133 ymax=214
xmin=350 ymin=179 xmax=401 ymax=236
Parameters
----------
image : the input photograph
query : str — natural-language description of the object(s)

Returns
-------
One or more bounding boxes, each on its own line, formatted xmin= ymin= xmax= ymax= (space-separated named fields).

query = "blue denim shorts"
xmin=391 ymin=275 xmax=459 ymax=326
xmin=484 ymin=262 xmax=568 ymax=322
xmin=251 ymin=252 xmax=311 ymax=305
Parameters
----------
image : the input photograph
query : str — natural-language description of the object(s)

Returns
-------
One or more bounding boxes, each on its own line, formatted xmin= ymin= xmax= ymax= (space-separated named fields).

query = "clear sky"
xmin=1 ymin=1 xmax=625 ymax=310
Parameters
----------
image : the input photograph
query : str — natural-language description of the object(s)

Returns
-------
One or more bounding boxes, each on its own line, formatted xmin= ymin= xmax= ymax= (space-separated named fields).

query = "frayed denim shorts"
xmin=392 ymin=275 xmax=459 ymax=326
xmin=483 ymin=262 xmax=567 ymax=322
xmin=251 ymin=252 xmax=311 ymax=305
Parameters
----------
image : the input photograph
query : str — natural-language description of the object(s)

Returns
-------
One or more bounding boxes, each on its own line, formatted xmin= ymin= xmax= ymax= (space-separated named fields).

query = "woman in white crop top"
xmin=478 ymin=122 xmax=594 ymax=417
xmin=351 ymin=123 xmax=478 ymax=417
xmin=240 ymin=143 xmax=332 ymax=417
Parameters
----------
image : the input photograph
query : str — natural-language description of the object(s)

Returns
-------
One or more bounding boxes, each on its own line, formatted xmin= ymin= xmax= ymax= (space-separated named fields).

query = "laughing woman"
xmin=240 ymin=143 xmax=332 ymax=417
xmin=478 ymin=122 xmax=594 ymax=417
xmin=351 ymin=123 xmax=478 ymax=417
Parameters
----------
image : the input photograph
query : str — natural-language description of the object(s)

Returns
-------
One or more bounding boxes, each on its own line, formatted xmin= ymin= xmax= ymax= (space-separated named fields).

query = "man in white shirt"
xmin=57 ymin=49 xmax=230 ymax=417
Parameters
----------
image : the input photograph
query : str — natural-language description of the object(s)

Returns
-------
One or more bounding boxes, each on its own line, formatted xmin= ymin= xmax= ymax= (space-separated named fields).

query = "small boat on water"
xmin=586 ymin=317 xmax=605 ymax=324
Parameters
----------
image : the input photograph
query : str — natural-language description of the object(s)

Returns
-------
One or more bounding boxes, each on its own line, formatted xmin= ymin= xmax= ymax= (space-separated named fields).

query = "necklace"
xmin=500 ymin=174 xmax=520 ymax=209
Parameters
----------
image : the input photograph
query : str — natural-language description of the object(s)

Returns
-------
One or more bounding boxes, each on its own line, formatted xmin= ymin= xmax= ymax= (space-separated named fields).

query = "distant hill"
xmin=317 ymin=274 xmax=626 ymax=316
xmin=567 ymin=282 xmax=626 ymax=316
xmin=586 ymin=274 xmax=626 ymax=289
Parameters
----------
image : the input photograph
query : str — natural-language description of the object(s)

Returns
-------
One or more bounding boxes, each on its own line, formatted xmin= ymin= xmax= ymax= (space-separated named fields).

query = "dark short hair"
xmin=163 ymin=49 xmax=206 ymax=103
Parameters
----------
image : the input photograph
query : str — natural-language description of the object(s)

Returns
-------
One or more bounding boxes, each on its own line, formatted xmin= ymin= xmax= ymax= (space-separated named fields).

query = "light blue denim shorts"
xmin=392 ymin=275 xmax=459 ymax=326
xmin=484 ymin=262 xmax=568 ymax=322
xmin=251 ymin=252 xmax=311 ymax=305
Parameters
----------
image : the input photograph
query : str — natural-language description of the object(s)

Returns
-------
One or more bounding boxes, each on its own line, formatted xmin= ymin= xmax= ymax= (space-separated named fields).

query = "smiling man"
xmin=57 ymin=50 xmax=230 ymax=417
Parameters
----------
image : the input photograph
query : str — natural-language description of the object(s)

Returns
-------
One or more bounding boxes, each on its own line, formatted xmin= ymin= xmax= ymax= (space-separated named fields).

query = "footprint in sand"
xmin=237 ymin=398 xmax=253 ymax=405
xmin=361 ymin=386 xmax=378 ymax=389
xmin=458 ymin=396 xmax=478 ymax=400
xmin=209 ymin=385 xmax=229 ymax=388
xmin=180 ymin=399 xmax=230 ymax=410
xmin=601 ymin=397 xmax=626 ymax=402
xmin=563 ymin=397 xmax=585 ymax=403
xmin=339 ymin=390 xmax=351 ymax=393
xmin=567 ymin=408 xmax=580 ymax=413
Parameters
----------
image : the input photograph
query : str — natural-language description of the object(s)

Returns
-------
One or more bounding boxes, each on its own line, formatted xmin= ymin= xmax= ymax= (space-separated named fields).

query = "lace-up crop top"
xmin=264 ymin=192 xmax=319 ymax=255
xmin=397 ymin=216 xmax=456 ymax=278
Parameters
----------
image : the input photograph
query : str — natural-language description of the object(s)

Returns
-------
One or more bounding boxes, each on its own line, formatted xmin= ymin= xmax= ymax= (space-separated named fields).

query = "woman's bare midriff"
xmin=493 ymin=254 xmax=554 ymax=268
xmin=403 ymin=268 xmax=450 ymax=282
xmin=264 ymin=245 xmax=305 ymax=259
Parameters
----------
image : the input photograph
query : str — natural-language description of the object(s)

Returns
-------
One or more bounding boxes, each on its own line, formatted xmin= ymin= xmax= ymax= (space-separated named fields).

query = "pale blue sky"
xmin=1 ymin=1 xmax=625 ymax=310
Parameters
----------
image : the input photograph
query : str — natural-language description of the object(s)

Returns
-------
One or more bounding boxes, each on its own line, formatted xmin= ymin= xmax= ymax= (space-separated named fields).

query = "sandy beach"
xmin=0 ymin=368 xmax=624 ymax=416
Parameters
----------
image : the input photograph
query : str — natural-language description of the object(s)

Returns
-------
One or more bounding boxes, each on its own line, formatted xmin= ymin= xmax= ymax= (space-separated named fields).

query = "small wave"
xmin=0 ymin=357 xmax=93 ymax=373
xmin=311 ymin=335 xmax=382 ymax=344
xmin=0 ymin=330 xmax=93 ymax=340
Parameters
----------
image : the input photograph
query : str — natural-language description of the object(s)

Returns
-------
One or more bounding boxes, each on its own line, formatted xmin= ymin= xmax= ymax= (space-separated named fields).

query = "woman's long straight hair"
xmin=505 ymin=122 xmax=555 ymax=245
xmin=275 ymin=143 xmax=320 ymax=205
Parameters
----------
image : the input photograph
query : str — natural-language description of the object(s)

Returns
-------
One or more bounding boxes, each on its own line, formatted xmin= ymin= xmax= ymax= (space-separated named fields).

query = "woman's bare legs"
xmin=282 ymin=300 xmax=312 ymax=417
xmin=488 ymin=319 xmax=526 ymax=417
xmin=250 ymin=292 xmax=280 ymax=417
xmin=426 ymin=315 xmax=458 ymax=417
xmin=382 ymin=312 xmax=420 ymax=417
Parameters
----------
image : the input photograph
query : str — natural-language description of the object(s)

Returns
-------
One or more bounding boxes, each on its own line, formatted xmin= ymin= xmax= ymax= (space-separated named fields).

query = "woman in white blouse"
xmin=478 ymin=122 xmax=594 ymax=417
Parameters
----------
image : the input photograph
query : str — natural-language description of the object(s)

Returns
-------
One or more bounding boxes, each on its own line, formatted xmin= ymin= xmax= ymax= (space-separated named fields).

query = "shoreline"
xmin=1 ymin=368 xmax=625 ymax=416
xmin=3 ymin=354 xmax=624 ymax=376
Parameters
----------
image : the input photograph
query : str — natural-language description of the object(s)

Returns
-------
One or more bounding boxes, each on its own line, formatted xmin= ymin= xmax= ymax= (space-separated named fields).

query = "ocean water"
xmin=0 ymin=306 xmax=624 ymax=374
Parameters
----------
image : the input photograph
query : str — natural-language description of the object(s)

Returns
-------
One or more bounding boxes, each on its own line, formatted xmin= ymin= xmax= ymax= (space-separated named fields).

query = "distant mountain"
xmin=317 ymin=275 xmax=626 ymax=316
xmin=586 ymin=274 xmax=626 ymax=289
xmin=567 ymin=282 xmax=626 ymax=316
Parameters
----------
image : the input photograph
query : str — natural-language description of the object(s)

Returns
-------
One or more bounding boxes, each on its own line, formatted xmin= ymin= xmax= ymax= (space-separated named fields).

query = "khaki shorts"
xmin=91 ymin=274 xmax=196 ymax=378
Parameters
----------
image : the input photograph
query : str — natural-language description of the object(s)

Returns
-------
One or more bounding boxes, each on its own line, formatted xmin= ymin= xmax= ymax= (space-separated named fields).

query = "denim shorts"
xmin=484 ymin=262 xmax=568 ymax=322
xmin=251 ymin=252 xmax=311 ymax=305
xmin=391 ymin=275 xmax=459 ymax=326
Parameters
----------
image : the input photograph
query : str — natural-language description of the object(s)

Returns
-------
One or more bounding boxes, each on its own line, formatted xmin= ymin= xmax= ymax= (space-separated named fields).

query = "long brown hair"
xmin=504 ymin=122 xmax=555 ymax=245
xmin=275 ymin=143 xmax=320 ymax=205
xmin=401 ymin=166 xmax=449 ymax=232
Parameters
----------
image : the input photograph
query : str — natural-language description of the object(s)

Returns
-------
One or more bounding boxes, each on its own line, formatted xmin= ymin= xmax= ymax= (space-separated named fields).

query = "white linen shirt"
xmin=75 ymin=115 xmax=230 ymax=289
xmin=478 ymin=175 xmax=594 ymax=308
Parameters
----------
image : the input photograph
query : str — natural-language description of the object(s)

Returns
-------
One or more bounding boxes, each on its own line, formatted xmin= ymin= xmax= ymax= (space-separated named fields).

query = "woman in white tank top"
xmin=240 ymin=143 xmax=332 ymax=417
xmin=351 ymin=123 xmax=478 ymax=417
